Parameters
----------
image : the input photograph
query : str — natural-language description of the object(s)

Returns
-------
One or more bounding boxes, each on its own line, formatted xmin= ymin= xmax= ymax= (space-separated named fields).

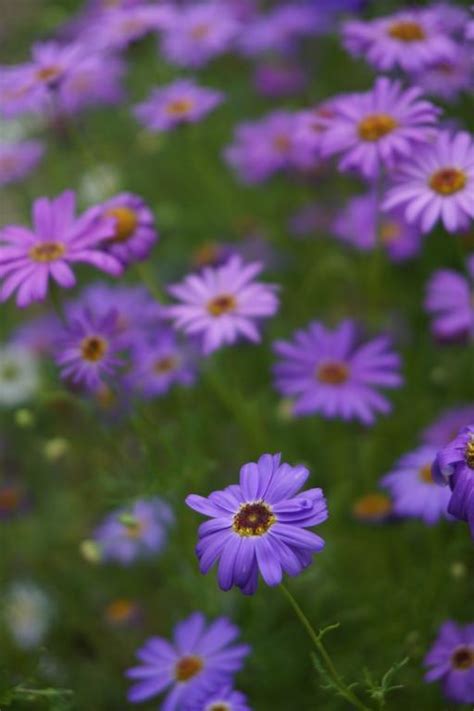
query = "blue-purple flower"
xmin=422 ymin=406 xmax=474 ymax=447
xmin=99 ymin=192 xmax=158 ymax=266
xmin=425 ymin=257 xmax=474 ymax=342
xmin=424 ymin=621 xmax=474 ymax=703
xmin=0 ymin=140 xmax=44 ymax=186
xmin=185 ymin=683 xmax=251 ymax=711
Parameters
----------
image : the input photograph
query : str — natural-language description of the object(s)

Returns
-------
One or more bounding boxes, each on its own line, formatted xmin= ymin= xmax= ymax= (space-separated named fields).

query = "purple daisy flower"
xmin=272 ymin=320 xmax=403 ymax=425
xmin=343 ymin=9 xmax=457 ymax=72
xmin=81 ymin=5 xmax=174 ymax=52
xmin=421 ymin=406 xmax=474 ymax=447
xmin=11 ymin=313 xmax=61 ymax=357
xmin=424 ymin=257 xmax=474 ymax=342
xmin=159 ymin=2 xmax=240 ymax=69
xmin=167 ymin=256 xmax=279 ymax=355
xmin=99 ymin=192 xmax=157 ymax=266
xmin=186 ymin=453 xmax=327 ymax=595
xmin=332 ymin=192 xmax=424 ymax=262
xmin=253 ymin=61 xmax=307 ymax=99
xmin=94 ymin=497 xmax=173 ymax=565
xmin=56 ymin=52 xmax=125 ymax=115
xmin=383 ymin=131 xmax=474 ymax=233
xmin=424 ymin=621 xmax=474 ymax=703
xmin=381 ymin=445 xmax=451 ymax=525
xmin=126 ymin=613 xmax=250 ymax=707
xmin=185 ymin=683 xmax=251 ymax=711
xmin=320 ymin=78 xmax=440 ymax=179
xmin=0 ymin=191 xmax=122 ymax=307
xmin=433 ymin=425 xmax=474 ymax=538
xmin=238 ymin=4 xmax=321 ymax=57
xmin=54 ymin=308 xmax=122 ymax=392
xmin=410 ymin=51 xmax=473 ymax=104
xmin=0 ymin=141 xmax=44 ymax=186
xmin=134 ymin=79 xmax=224 ymax=133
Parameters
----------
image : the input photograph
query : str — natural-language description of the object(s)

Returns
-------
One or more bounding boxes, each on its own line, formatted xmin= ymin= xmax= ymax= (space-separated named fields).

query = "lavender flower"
xmin=185 ymin=684 xmax=251 ymax=711
xmin=0 ymin=344 xmax=38 ymax=406
xmin=186 ymin=453 xmax=327 ymax=594
xmin=0 ymin=140 xmax=44 ymax=186
xmin=273 ymin=320 xmax=402 ymax=425
xmin=134 ymin=79 xmax=224 ymax=133
xmin=82 ymin=5 xmax=174 ymax=52
xmin=424 ymin=621 xmax=474 ymax=703
xmin=0 ymin=190 xmax=121 ymax=307
xmin=410 ymin=51 xmax=473 ymax=103
xmin=167 ymin=256 xmax=279 ymax=354
xmin=383 ymin=131 xmax=474 ymax=233
xmin=56 ymin=52 xmax=125 ymax=115
xmin=99 ymin=192 xmax=158 ymax=265
xmin=425 ymin=257 xmax=474 ymax=342
xmin=239 ymin=4 xmax=320 ymax=56
xmin=253 ymin=61 xmax=306 ymax=99
xmin=126 ymin=613 xmax=250 ymax=706
xmin=94 ymin=498 xmax=173 ymax=565
xmin=422 ymin=406 xmax=474 ymax=447
xmin=433 ymin=425 xmax=474 ymax=538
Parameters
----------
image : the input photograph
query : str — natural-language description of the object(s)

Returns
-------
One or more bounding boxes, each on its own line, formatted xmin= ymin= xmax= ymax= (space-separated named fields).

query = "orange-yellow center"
xmin=29 ymin=241 xmax=65 ymax=263
xmin=466 ymin=439 xmax=474 ymax=469
xmin=166 ymin=98 xmax=195 ymax=116
xmin=207 ymin=294 xmax=237 ymax=317
xmin=36 ymin=65 xmax=62 ymax=83
xmin=233 ymin=501 xmax=276 ymax=537
xmin=154 ymin=356 xmax=178 ymax=374
xmin=380 ymin=220 xmax=401 ymax=244
xmin=388 ymin=21 xmax=426 ymax=42
xmin=175 ymin=655 xmax=204 ymax=682
xmin=353 ymin=493 xmax=392 ymax=520
xmin=451 ymin=645 xmax=474 ymax=670
xmin=358 ymin=114 xmax=398 ymax=142
xmin=105 ymin=598 xmax=136 ymax=623
xmin=317 ymin=362 xmax=349 ymax=385
xmin=273 ymin=134 xmax=291 ymax=153
xmin=106 ymin=206 xmax=138 ymax=243
xmin=191 ymin=23 xmax=210 ymax=39
xmin=419 ymin=463 xmax=434 ymax=484
xmin=80 ymin=336 xmax=108 ymax=363
xmin=429 ymin=168 xmax=466 ymax=196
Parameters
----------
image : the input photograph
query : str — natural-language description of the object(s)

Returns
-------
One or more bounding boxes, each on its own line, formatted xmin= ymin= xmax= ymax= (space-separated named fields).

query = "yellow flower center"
xmin=207 ymin=294 xmax=237 ymax=317
xmin=29 ymin=241 xmax=65 ymax=263
xmin=154 ymin=356 xmax=178 ymax=374
xmin=208 ymin=705 xmax=231 ymax=711
xmin=233 ymin=501 xmax=276 ymax=537
xmin=419 ymin=463 xmax=434 ymax=484
xmin=451 ymin=645 xmax=474 ymax=670
xmin=106 ymin=206 xmax=138 ymax=243
xmin=105 ymin=598 xmax=136 ymax=623
xmin=36 ymin=65 xmax=62 ymax=83
xmin=317 ymin=362 xmax=349 ymax=385
xmin=174 ymin=655 xmax=204 ymax=682
xmin=119 ymin=514 xmax=143 ymax=538
xmin=166 ymin=98 xmax=195 ymax=116
xmin=80 ymin=336 xmax=108 ymax=363
xmin=466 ymin=439 xmax=474 ymax=469
xmin=273 ymin=134 xmax=291 ymax=153
xmin=380 ymin=220 xmax=401 ymax=244
xmin=353 ymin=493 xmax=392 ymax=520
xmin=191 ymin=23 xmax=210 ymax=39
xmin=429 ymin=168 xmax=467 ymax=196
xmin=358 ymin=114 xmax=398 ymax=142
xmin=388 ymin=21 xmax=426 ymax=42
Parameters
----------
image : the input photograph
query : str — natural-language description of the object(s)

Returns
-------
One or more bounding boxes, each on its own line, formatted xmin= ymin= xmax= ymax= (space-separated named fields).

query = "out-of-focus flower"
xmin=0 ymin=190 xmax=121 ymax=307
xmin=186 ymin=683 xmax=251 ymax=711
xmin=383 ymin=131 xmax=474 ymax=233
xmin=0 ymin=344 xmax=38 ymax=406
xmin=104 ymin=598 xmax=141 ymax=627
xmin=424 ymin=621 xmax=474 ymax=703
xmin=253 ymin=61 xmax=306 ymax=98
xmin=320 ymin=78 xmax=440 ymax=179
xmin=134 ymin=79 xmax=224 ymax=133
xmin=410 ymin=51 xmax=473 ymax=103
xmin=99 ymin=192 xmax=157 ymax=266
xmin=343 ymin=9 xmax=457 ymax=72
xmin=3 ymin=581 xmax=53 ymax=649
xmin=57 ymin=52 xmax=125 ymax=115
xmin=239 ymin=3 xmax=320 ymax=56
xmin=94 ymin=498 xmax=173 ymax=565
xmin=159 ymin=2 xmax=240 ymax=68
xmin=167 ymin=255 xmax=279 ymax=354
xmin=14 ymin=408 xmax=35 ymax=428
xmin=11 ymin=313 xmax=61 ymax=356
xmin=78 ymin=163 xmax=122 ymax=205
xmin=425 ymin=257 xmax=474 ymax=342
xmin=0 ymin=481 xmax=29 ymax=520
xmin=43 ymin=437 xmax=70 ymax=462
xmin=126 ymin=613 xmax=250 ymax=706
xmin=272 ymin=320 xmax=403 ymax=425
xmin=381 ymin=445 xmax=451 ymax=525
xmin=288 ymin=202 xmax=332 ymax=239
xmin=186 ymin=453 xmax=327 ymax=594
xmin=332 ymin=192 xmax=424 ymax=262
xmin=422 ymin=406 xmax=474 ymax=447
xmin=81 ymin=4 xmax=174 ymax=51
xmin=0 ymin=140 xmax=44 ymax=186
xmin=352 ymin=492 xmax=393 ymax=524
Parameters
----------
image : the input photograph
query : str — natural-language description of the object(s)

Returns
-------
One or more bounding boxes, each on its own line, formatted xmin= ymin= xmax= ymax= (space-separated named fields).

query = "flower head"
xmin=272 ymin=320 xmax=402 ymax=425
xmin=424 ymin=621 xmax=474 ymax=703
xmin=167 ymin=256 xmax=278 ymax=355
xmin=0 ymin=344 xmax=39 ymax=406
xmin=82 ymin=5 xmax=174 ymax=51
xmin=126 ymin=613 xmax=250 ymax=707
xmin=99 ymin=192 xmax=157 ymax=266
xmin=0 ymin=190 xmax=121 ymax=307
xmin=422 ymin=406 xmax=474 ymax=447
xmin=186 ymin=453 xmax=327 ymax=594
xmin=410 ymin=51 xmax=473 ymax=103
xmin=239 ymin=4 xmax=320 ymax=56
xmin=186 ymin=683 xmax=251 ymax=711
xmin=425 ymin=257 xmax=474 ymax=342
xmin=0 ymin=140 xmax=44 ymax=186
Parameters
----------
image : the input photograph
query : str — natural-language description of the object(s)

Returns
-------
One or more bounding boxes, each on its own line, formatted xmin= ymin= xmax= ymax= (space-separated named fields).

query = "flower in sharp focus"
xmin=99 ymin=192 xmax=158 ymax=266
xmin=383 ymin=131 xmax=474 ymax=233
xmin=167 ymin=256 xmax=279 ymax=354
xmin=185 ymin=683 xmax=251 ymax=711
xmin=381 ymin=445 xmax=451 ymax=525
xmin=272 ymin=319 xmax=403 ymax=425
xmin=186 ymin=453 xmax=327 ymax=594
xmin=421 ymin=406 xmax=474 ymax=447
xmin=0 ymin=140 xmax=44 ymax=186
xmin=424 ymin=257 xmax=474 ymax=342
xmin=134 ymin=79 xmax=224 ymax=133
xmin=0 ymin=190 xmax=121 ymax=307
xmin=0 ymin=344 xmax=39 ymax=406
xmin=319 ymin=78 xmax=440 ymax=179
xmin=93 ymin=498 xmax=174 ymax=565
xmin=424 ymin=621 xmax=474 ymax=703
xmin=125 ymin=613 xmax=250 ymax=707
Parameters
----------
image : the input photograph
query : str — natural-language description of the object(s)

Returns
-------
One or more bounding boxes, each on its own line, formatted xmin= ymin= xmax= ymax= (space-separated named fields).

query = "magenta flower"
xmin=383 ymin=131 xmax=474 ymax=233
xmin=167 ymin=256 xmax=279 ymax=354
xmin=0 ymin=141 xmax=44 ymax=186
xmin=99 ymin=192 xmax=157 ymax=266
xmin=186 ymin=453 xmax=327 ymax=594
xmin=272 ymin=319 xmax=403 ymax=425
xmin=424 ymin=621 xmax=474 ymax=703
xmin=0 ymin=191 xmax=121 ymax=307
xmin=134 ymin=79 xmax=224 ymax=133
xmin=320 ymin=78 xmax=440 ymax=178
xmin=425 ymin=257 xmax=474 ymax=342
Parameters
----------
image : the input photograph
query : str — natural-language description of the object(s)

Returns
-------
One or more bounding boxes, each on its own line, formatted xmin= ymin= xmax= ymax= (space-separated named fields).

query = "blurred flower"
xmin=43 ymin=437 xmax=69 ymax=462
xmin=0 ymin=480 xmax=29 ymax=520
xmin=421 ymin=406 xmax=474 ymax=447
xmin=134 ymin=79 xmax=224 ymax=132
xmin=104 ymin=598 xmax=141 ymax=627
xmin=272 ymin=320 xmax=403 ymax=425
xmin=99 ymin=192 xmax=158 ymax=266
xmin=94 ymin=497 xmax=173 ymax=565
xmin=424 ymin=257 xmax=474 ymax=342
xmin=0 ymin=190 xmax=122 ymax=307
xmin=78 ymin=163 xmax=122 ymax=205
xmin=320 ymin=78 xmax=440 ymax=179
xmin=0 ymin=344 xmax=38 ymax=406
xmin=424 ymin=621 xmax=474 ymax=703
xmin=186 ymin=683 xmax=251 ymax=711
xmin=381 ymin=445 xmax=451 ymax=525
xmin=352 ymin=492 xmax=393 ymax=524
xmin=11 ymin=313 xmax=61 ymax=356
xmin=167 ymin=255 xmax=279 ymax=354
xmin=4 ymin=581 xmax=53 ymax=649
xmin=126 ymin=613 xmax=250 ymax=706
xmin=79 ymin=539 xmax=102 ymax=564
xmin=239 ymin=3 xmax=321 ymax=56
xmin=57 ymin=52 xmax=125 ymax=115
xmin=82 ymin=4 xmax=173 ymax=51
xmin=191 ymin=241 xmax=236 ymax=270
xmin=0 ymin=140 xmax=44 ymax=186
xmin=186 ymin=452 xmax=327 ymax=594
xmin=253 ymin=61 xmax=306 ymax=98
xmin=410 ymin=51 xmax=473 ymax=103
xmin=14 ymin=408 xmax=35 ymax=428
xmin=383 ymin=131 xmax=474 ymax=233
xmin=288 ymin=202 xmax=332 ymax=239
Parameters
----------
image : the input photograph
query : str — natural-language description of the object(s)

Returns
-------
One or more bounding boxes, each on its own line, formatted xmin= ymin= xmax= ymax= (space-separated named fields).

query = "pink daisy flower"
xmin=383 ymin=131 xmax=474 ymax=233
xmin=0 ymin=191 xmax=122 ymax=307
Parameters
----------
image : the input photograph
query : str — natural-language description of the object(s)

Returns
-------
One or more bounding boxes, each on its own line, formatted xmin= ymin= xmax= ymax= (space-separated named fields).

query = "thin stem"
xmin=49 ymin=281 xmax=67 ymax=325
xmin=280 ymin=583 xmax=371 ymax=711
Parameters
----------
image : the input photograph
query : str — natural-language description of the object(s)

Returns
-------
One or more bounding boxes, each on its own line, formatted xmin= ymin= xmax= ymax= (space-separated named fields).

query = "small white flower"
xmin=4 ymin=581 xmax=53 ymax=649
xmin=78 ymin=164 xmax=122 ymax=206
xmin=0 ymin=344 xmax=39 ymax=406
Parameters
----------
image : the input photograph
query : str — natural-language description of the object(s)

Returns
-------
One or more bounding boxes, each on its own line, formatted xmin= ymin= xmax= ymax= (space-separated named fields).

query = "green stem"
xmin=49 ymin=282 xmax=66 ymax=324
xmin=280 ymin=583 xmax=371 ymax=711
